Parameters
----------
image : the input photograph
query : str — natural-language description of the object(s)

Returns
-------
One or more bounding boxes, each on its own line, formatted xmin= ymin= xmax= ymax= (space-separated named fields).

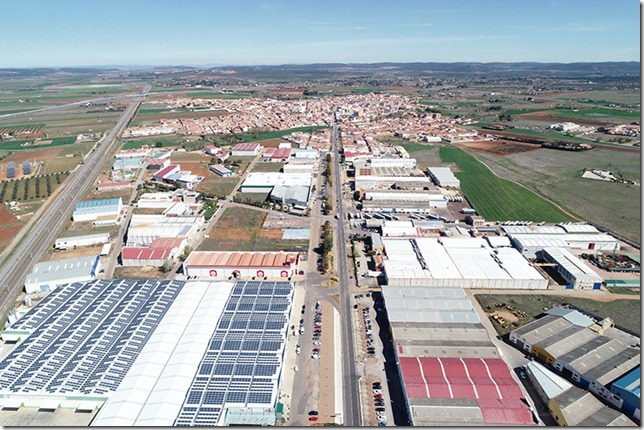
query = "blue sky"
xmin=0 ymin=0 xmax=639 ymax=67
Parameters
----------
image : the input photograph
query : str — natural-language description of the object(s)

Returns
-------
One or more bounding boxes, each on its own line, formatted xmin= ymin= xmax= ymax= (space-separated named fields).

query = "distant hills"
xmin=0 ymin=62 xmax=639 ymax=79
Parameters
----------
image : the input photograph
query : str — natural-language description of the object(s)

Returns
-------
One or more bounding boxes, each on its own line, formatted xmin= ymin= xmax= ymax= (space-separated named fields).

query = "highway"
xmin=331 ymin=114 xmax=362 ymax=426
xmin=0 ymin=96 xmax=144 ymax=320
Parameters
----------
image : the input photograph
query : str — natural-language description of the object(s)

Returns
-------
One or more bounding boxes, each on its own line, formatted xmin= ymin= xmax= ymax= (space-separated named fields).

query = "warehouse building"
xmin=509 ymin=307 xmax=640 ymax=410
xmin=283 ymin=160 xmax=316 ymax=175
xmin=503 ymin=223 xmax=621 ymax=258
xmin=210 ymin=164 xmax=233 ymax=177
xmin=610 ymin=367 xmax=640 ymax=421
xmin=549 ymin=386 xmax=635 ymax=426
xmin=126 ymin=215 xmax=201 ymax=247
xmin=72 ymin=198 xmax=123 ymax=223
xmin=383 ymin=286 xmax=534 ymax=426
xmin=112 ymin=157 xmax=144 ymax=171
xmin=23 ymin=255 xmax=100 ymax=294
xmin=183 ymin=251 xmax=300 ymax=280
xmin=364 ymin=190 xmax=447 ymax=208
xmin=54 ymin=233 xmax=110 ymax=250
xmin=0 ymin=279 xmax=293 ymax=427
xmin=269 ymin=185 xmax=310 ymax=209
xmin=381 ymin=237 xmax=547 ymax=289
xmin=262 ymin=147 xmax=291 ymax=162
xmin=524 ymin=361 xmax=573 ymax=405
xmin=121 ymin=247 xmax=172 ymax=267
xmin=231 ymin=142 xmax=262 ymax=156
xmin=426 ymin=166 xmax=460 ymax=188
xmin=537 ymin=247 xmax=603 ymax=289
xmin=369 ymin=157 xmax=417 ymax=168
xmin=240 ymin=172 xmax=281 ymax=193
xmin=152 ymin=164 xmax=180 ymax=182
xmin=381 ymin=220 xmax=419 ymax=237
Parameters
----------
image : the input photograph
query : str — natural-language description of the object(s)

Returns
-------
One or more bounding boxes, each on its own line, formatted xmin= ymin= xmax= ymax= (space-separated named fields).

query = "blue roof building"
xmin=611 ymin=366 xmax=641 ymax=421
xmin=72 ymin=198 xmax=123 ymax=222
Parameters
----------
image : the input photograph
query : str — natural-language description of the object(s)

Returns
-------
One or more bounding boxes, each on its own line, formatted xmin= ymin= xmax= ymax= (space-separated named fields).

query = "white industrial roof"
xmin=502 ymin=225 xmax=566 ymax=235
xmin=93 ymin=281 xmax=234 ymax=426
xmin=25 ymin=255 xmax=98 ymax=287
xmin=557 ymin=223 xmax=600 ymax=234
xmin=510 ymin=235 xmax=570 ymax=249
xmin=485 ymin=235 xmax=512 ymax=248
xmin=426 ymin=166 xmax=459 ymax=184
xmin=242 ymin=172 xmax=281 ymax=188
xmin=526 ymin=361 xmax=573 ymax=400
xmin=383 ymin=237 xmax=545 ymax=281
xmin=540 ymin=247 xmax=602 ymax=280
xmin=383 ymin=286 xmax=480 ymax=324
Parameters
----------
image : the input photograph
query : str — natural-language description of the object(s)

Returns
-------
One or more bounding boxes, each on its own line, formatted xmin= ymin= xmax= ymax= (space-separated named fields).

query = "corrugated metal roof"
xmin=122 ymin=247 xmax=171 ymax=260
xmin=150 ymin=237 xmax=184 ymax=249
xmin=75 ymin=198 xmax=121 ymax=210
xmin=612 ymin=366 xmax=640 ymax=397
xmin=25 ymin=255 xmax=99 ymax=287
xmin=231 ymin=142 xmax=261 ymax=152
xmin=526 ymin=361 xmax=572 ymax=400
xmin=185 ymin=251 xmax=298 ymax=268
xmin=544 ymin=307 xmax=595 ymax=327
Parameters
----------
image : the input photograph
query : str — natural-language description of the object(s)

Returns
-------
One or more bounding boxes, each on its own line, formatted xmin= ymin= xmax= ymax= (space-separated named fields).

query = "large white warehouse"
xmin=382 ymin=237 xmax=547 ymax=289
xmin=24 ymin=255 xmax=100 ymax=294
xmin=537 ymin=247 xmax=603 ymax=290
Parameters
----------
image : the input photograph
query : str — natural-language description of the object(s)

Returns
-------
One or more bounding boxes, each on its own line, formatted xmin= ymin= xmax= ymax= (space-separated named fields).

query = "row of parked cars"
xmin=361 ymin=306 xmax=376 ymax=358
xmin=311 ymin=301 xmax=322 ymax=359
xmin=372 ymin=381 xmax=387 ymax=425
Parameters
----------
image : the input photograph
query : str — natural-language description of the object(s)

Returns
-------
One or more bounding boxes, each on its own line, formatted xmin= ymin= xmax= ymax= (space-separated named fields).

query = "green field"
xmin=251 ymin=162 xmax=283 ymax=173
xmin=0 ymin=136 xmax=77 ymax=152
xmin=439 ymin=146 xmax=572 ymax=222
xmin=550 ymin=107 xmax=640 ymax=122
xmin=196 ymin=178 xmax=238 ymax=198
xmin=475 ymin=293 xmax=640 ymax=336
xmin=240 ymin=126 xmax=327 ymax=143
xmin=40 ymin=157 xmax=81 ymax=174
xmin=468 ymin=146 xmax=641 ymax=244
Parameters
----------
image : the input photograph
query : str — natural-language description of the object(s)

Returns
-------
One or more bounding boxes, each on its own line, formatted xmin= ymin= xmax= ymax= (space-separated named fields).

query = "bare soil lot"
xmin=455 ymin=140 xmax=539 ymax=156
xmin=517 ymin=110 xmax=613 ymax=126
xmin=3 ymin=147 xmax=64 ymax=163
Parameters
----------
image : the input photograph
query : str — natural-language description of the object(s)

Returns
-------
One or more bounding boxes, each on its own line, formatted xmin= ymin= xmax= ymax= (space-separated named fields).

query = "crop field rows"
xmin=439 ymin=146 xmax=571 ymax=222
xmin=0 ymin=172 xmax=69 ymax=203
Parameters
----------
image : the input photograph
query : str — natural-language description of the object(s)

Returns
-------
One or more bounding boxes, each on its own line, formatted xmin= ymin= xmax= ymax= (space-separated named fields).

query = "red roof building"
xmin=183 ymin=251 xmax=300 ymax=279
xmin=121 ymin=247 xmax=172 ymax=267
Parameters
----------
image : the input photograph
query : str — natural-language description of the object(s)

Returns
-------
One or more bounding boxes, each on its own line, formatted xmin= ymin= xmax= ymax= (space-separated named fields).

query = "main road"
xmin=331 ymin=113 xmax=362 ymax=426
xmin=0 ymin=96 xmax=145 ymax=319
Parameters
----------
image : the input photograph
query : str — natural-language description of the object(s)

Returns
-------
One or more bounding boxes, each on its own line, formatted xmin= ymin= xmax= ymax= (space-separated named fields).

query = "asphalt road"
xmin=331 ymin=115 xmax=361 ymax=426
xmin=0 ymin=97 xmax=144 ymax=320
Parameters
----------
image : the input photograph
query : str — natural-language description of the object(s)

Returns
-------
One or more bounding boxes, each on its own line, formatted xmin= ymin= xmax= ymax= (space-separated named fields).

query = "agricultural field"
xmin=39 ymin=157 xmax=82 ymax=175
xmin=389 ymin=140 xmax=442 ymax=168
xmin=250 ymin=162 xmax=283 ymax=173
xmin=439 ymin=146 xmax=572 ymax=222
xmin=468 ymin=146 xmax=641 ymax=244
xmin=198 ymin=206 xmax=308 ymax=252
xmin=121 ymin=136 xmax=183 ymax=150
xmin=239 ymin=126 xmax=327 ymax=143
xmin=0 ymin=136 xmax=77 ymax=152
xmin=475 ymin=293 xmax=640 ymax=336
xmin=196 ymin=178 xmax=238 ymax=198
xmin=0 ymin=172 xmax=69 ymax=204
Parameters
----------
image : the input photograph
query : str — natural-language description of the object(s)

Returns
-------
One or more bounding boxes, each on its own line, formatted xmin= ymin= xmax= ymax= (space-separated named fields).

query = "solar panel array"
xmin=6 ymin=162 xmax=15 ymax=179
xmin=0 ymin=279 xmax=183 ymax=395
xmin=174 ymin=281 xmax=293 ymax=426
xmin=22 ymin=161 xmax=30 ymax=175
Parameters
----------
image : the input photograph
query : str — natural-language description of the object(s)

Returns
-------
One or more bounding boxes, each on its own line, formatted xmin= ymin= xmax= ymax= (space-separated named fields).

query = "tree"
xmin=180 ymin=246 xmax=193 ymax=262
xmin=161 ymin=261 xmax=173 ymax=273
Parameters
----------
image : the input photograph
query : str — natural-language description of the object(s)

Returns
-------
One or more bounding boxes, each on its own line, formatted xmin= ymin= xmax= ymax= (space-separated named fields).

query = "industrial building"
xmin=240 ymin=172 xmax=281 ymax=193
xmin=283 ymin=161 xmax=316 ymax=175
xmin=23 ymin=255 xmax=100 ymax=294
xmin=382 ymin=286 xmax=534 ymax=426
xmin=502 ymin=223 xmax=621 ymax=258
xmin=549 ymin=386 xmax=635 ymax=426
xmin=269 ymin=185 xmax=310 ymax=209
xmin=126 ymin=214 xmax=202 ymax=247
xmin=183 ymin=251 xmax=300 ymax=280
xmin=610 ymin=367 xmax=640 ymax=421
xmin=509 ymin=307 xmax=640 ymax=410
xmin=524 ymin=361 xmax=573 ymax=405
xmin=136 ymin=191 xmax=177 ymax=209
xmin=54 ymin=233 xmax=110 ymax=250
xmin=72 ymin=198 xmax=123 ymax=223
xmin=369 ymin=157 xmax=417 ymax=168
xmin=426 ymin=166 xmax=460 ymax=188
xmin=0 ymin=279 xmax=293 ymax=427
xmin=262 ymin=147 xmax=291 ymax=162
xmin=121 ymin=237 xmax=185 ymax=267
xmin=381 ymin=237 xmax=547 ymax=289
xmin=112 ymin=157 xmax=144 ymax=171
xmin=363 ymin=190 xmax=448 ymax=210
xmin=210 ymin=164 xmax=233 ymax=177
xmin=231 ymin=142 xmax=262 ymax=156
xmin=537 ymin=247 xmax=603 ymax=289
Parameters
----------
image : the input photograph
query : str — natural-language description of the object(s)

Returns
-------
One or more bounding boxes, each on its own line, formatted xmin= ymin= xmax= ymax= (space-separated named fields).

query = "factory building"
xmin=364 ymin=190 xmax=448 ymax=209
xmin=549 ymin=386 xmax=635 ymax=426
xmin=426 ymin=166 xmax=460 ymax=188
xmin=381 ymin=237 xmax=547 ymax=289
xmin=54 ymin=233 xmax=110 ymax=250
xmin=126 ymin=214 xmax=202 ymax=247
xmin=610 ymin=367 xmax=640 ymax=421
xmin=537 ymin=247 xmax=603 ymax=289
xmin=524 ymin=361 xmax=573 ymax=405
xmin=509 ymin=307 xmax=640 ymax=410
xmin=383 ymin=286 xmax=534 ymax=426
xmin=231 ymin=142 xmax=262 ymax=156
xmin=72 ymin=198 xmax=123 ymax=223
xmin=283 ymin=161 xmax=316 ymax=175
xmin=262 ymin=147 xmax=291 ymax=162
xmin=240 ymin=172 xmax=281 ymax=193
xmin=369 ymin=157 xmax=417 ymax=169
xmin=0 ymin=279 xmax=293 ymax=427
xmin=210 ymin=164 xmax=234 ymax=177
xmin=121 ymin=247 xmax=172 ymax=267
xmin=23 ymin=255 xmax=100 ymax=294
xmin=502 ymin=223 xmax=620 ymax=258
xmin=183 ymin=251 xmax=300 ymax=280
xmin=269 ymin=185 xmax=310 ymax=209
